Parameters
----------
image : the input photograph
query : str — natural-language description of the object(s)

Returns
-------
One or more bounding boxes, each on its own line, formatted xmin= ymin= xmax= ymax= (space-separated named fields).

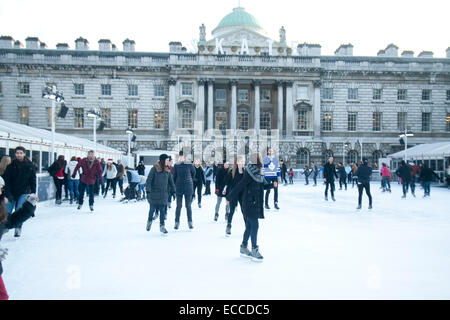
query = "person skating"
xmin=167 ymin=156 xmax=174 ymax=209
xmin=72 ymin=150 xmax=103 ymax=212
xmin=65 ymin=156 xmax=80 ymax=204
xmin=419 ymin=163 xmax=441 ymax=197
xmin=137 ymin=174 xmax=147 ymax=201
xmin=3 ymin=146 xmax=37 ymax=237
xmin=124 ymin=166 xmax=140 ymax=202
xmin=323 ymin=156 xmax=338 ymax=201
xmin=311 ymin=162 xmax=318 ymax=186
xmin=145 ymin=154 xmax=175 ymax=234
xmin=115 ymin=160 xmax=125 ymax=196
xmin=137 ymin=161 xmax=146 ymax=176
xmin=303 ymin=165 xmax=310 ymax=185
xmin=226 ymin=153 xmax=265 ymax=262
xmin=381 ymin=163 xmax=392 ymax=192
xmin=337 ymin=162 xmax=347 ymax=190
xmin=355 ymin=158 xmax=373 ymax=210
xmin=48 ymin=155 xmax=67 ymax=205
xmin=409 ymin=162 xmax=420 ymax=197
xmin=203 ymin=162 xmax=213 ymax=196
xmin=280 ymin=159 xmax=288 ymax=185
xmin=192 ymin=159 xmax=205 ymax=208
xmin=94 ymin=158 xmax=106 ymax=196
xmin=396 ymin=161 xmax=413 ymax=198
xmin=446 ymin=164 xmax=450 ymax=189
xmin=173 ymin=151 xmax=196 ymax=230
xmin=214 ymin=162 xmax=230 ymax=221
xmin=263 ymin=148 xmax=281 ymax=210
xmin=351 ymin=163 xmax=358 ymax=188
xmin=103 ymin=159 xmax=118 ymax=198
xmin=288 ymin=168 xmax=294 ymax=184
xmin=225 ymin=156 xmax=245 ymax=236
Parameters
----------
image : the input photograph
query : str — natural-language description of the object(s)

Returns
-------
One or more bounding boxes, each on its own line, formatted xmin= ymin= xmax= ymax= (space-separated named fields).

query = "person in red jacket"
xmin=72 ymin=150 xmax=103 ymax=212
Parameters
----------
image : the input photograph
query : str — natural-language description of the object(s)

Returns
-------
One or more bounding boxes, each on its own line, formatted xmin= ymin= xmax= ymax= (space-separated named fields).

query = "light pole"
xmin=87 ymin=110 xmax=102 ymax=153
xmin=42 ymin=85 xmax=64 ymax=164
xmin=399 ymin=128 xmax=414 ymax=162
xmin=343 ymin=142 xmax=349 ymax=164
xmin=126 ymin=127 xmax=133 ymax=167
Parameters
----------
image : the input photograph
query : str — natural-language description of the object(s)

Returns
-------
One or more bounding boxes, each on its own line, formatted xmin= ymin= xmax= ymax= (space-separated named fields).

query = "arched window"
xmin=347 ymin=150 xmax=358 ymax=164
xmin=296 ymin=149 xmax=309 ymax=168
xmin=322 ymin=150 xmax=333 ymax=165
xmin=372 ymin=150 xmax=383 ymax=168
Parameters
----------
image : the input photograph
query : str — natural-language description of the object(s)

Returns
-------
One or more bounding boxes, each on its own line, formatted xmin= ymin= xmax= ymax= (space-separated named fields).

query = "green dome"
xmin=216 ymin=7 xmax=261 ymax=30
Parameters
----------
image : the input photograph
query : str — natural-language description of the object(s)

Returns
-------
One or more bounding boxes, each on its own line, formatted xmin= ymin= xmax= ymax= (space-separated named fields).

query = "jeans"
xmin=78 ymin=183 xmax=95 ymax=206
xmin=358 ymin=182 xmax=372 ymax=206
xmin=6 ymin=194 xmax=28 ymax=215
xmin=264 ymin=177 xmax=278 ymax=205
xmin=204 ymin=180 xmax=211 ymax=195
xmin=68 ymin=179 xmax=80 ymax=201
xmin=148 ymin=204 xmax=167 ymax=226
xmin=324 ymin=181 xmax=335 ymax=198
xmin=339 ymin=176 xmax=347 ymax=190
xmin=175 ymin=192 xmax=193 ymax=223
xmin=228 ymin=198 xmax=243 ymax=225
xmin=215 ymin=196 xmax=230 ymax=216
xmin=382 ymin=176 xmax=391 ymax=190
xmin=410 ymin=176 xmax=416 ymax=195
xmin=104 ymin=178 xmax=117 ymax=196
xmin=193 ymin=183 xmax=202 ymax=204
xmin=423 ymin=181 xmax=431 ymax=196
xmin=138 ymin=184 xmax=145 ymax=198
xmin=242 ymin=217 xmax=259 ymax=249
xmin=402 ymin=179 xmax=411 ymax=196
xmin=313 ymin=174 xmax=317 ymax=186
xmin=117 ymin=178 xmax=124 ymax=195
xmin=126 ymin=182 xmax=138 ymax=200
xmin=53 ymin=177 xmax=65 ymax=201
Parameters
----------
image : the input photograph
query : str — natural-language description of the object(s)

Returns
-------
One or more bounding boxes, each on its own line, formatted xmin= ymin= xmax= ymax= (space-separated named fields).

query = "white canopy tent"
xmin=388 ymin=141 xmax=450 ymax=160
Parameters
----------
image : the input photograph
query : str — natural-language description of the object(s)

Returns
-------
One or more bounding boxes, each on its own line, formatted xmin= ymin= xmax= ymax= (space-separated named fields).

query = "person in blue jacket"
xmin=263 ymin=148 xmax=281 ymax=210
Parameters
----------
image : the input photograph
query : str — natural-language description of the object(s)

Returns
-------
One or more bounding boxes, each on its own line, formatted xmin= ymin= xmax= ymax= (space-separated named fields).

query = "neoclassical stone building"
xmin=0 ymin=7 xmax=449 ymax=168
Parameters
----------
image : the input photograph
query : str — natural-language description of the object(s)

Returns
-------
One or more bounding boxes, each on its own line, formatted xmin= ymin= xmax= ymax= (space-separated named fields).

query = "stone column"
xmin=277 ymin=81 xmax=283 ymax=136
xmin=207 ymin=80 xmax=214 ymax=130
xmin=313 ymin=80 xmax=321 ymax=137
xmin=253 ymin=80 xmax=261 ymax=134
xmin=168 ymin=78 xmax=177 ymax=136
xmin=230 ymin=80 xmax=238 ymax=130
xmin=285 ymin=81 xmax=294 ymax=137
xmin=197 ymin=79 xmax=206 ymax=133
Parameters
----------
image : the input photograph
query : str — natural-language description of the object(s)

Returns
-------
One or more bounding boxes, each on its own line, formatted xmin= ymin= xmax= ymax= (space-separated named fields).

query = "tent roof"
xmin=388 ymin=141 xmax=450 ymax=159
xmin=0 ymin=119 xmax=122 ymax=156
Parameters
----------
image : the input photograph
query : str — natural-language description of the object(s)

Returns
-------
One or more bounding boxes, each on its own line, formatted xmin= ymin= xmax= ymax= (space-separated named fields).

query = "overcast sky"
xmin=0 ymin=0 xmax=448 ymax=57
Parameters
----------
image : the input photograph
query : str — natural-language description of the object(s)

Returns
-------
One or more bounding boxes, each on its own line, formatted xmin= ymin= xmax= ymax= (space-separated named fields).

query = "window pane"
xmin=422 ymin=89 xmax=431 ymax=101
xmin=238 ymin=112 xmax=249 ymax=130
xmin=297 ymin=109 xmax=308 ymax=130
xmin=216 ymin=89 xmax=226 ymax=101
xmin=74 ymin=108 xmax=84 ymax=128
xmin=260 ymin=112 xmax=271 ymax=130
xmin=347 ymin=112 xmax=357 ymax=131
xmin=74 ymin=84 xmax=84 ymax=95
xmin=215 ymin=112 xmax=227 ymax=130
xmin=19 ymin=82 xmax=30 ymax=94
xmin=19 ymin=107 xmax=29 ymax=125
xmin=128 ymin=85 xmax=138 ymax=96
xmin=154 ymin=110 xmax=165 ymax=129
xmin=154 ymin=85 xmax=165 ymax=97
xmin=348 ymin=88 xmax=358 ymax=100
xmin=181 ymin=108 xmax=193 ymax=128
xmin=101 ymin=84 xmax=111 ymax=96
xmin=372 ymin=112 xmax=381 ymax=131
xmin=322 ymin=88 xmax=333 ymax=100
xmin=422 ymin=112 xmax=431 ymax=132
xmin=182 ymin=83 xmax=193 ymax=96
xmin=397 ymin=89 xmax=407 ymax=100
xmin=261 ymin=89 xmax=270 ymax=102
xmin=238 ymin=89 xmax=248 ymax=101
xmin=128 ymin=109 xmax=138 ymax=128
xmin=296 ymin=149 xmax=309 ymax=168
xmin=100 ymin=108 xmax=111 ymax=128
xmin=446 ymin=113 xmax=450 ymax=132
xmin=397 ymin=112 xmax=407 ymax=131
xmin=373 ymin=89 xmax=382 ymax=100
xmin=322 ymin=112 xmax=332 ymax=131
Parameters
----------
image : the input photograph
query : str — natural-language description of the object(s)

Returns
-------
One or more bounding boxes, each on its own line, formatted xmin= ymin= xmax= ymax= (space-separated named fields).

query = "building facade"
xmin=1 ymin=7 xmax=450 ymax=168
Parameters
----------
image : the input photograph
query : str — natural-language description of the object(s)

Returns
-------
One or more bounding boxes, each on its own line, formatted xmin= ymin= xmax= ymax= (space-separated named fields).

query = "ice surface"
xmin=1 ymin=182 xmax=450 ymax=299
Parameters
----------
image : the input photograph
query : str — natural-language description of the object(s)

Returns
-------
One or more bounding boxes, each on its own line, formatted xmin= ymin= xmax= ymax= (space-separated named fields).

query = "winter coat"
xmin=146 ymin=161 xmax=175 ymax=206
xmin=337 ymin=166 xmax=346 ymax=179
xmin=419 ymin=167 xmax=439 ymax=182
xmin=115 ymin=163 xmax=125 ymax=179
xmin=323 ymin=162 xmax=338 ymax=182
xmin=226 ymin=164 xmax=265 ymax=220
xmin=193 ymin=166 xmax=205 ymax=186
xmin=396 ymin=164 xmax=412 ymax=181
xmin=126 ymin=169 xmax=140 ymax=184
xmin=72 ymin=158 xmax=103 ymax=185
xmin=172 ymin=161 xmax=196 ymax=194
xmin=355 ymin=164 xmax=372 ymax=184
xmin=137 ymin=164 xmax=146 ymax=176
xmin=104 ymin=165 xmax=118 ymax=180
xmin=281 ymin=163 xmax=288 ymax=176
xmin=411 ymin=165 xmax=420 ymax=177
xmin=312 ymin=165 xmax=319 ymax=176
xmin=381 ymin=166 xmax=391 ymax=177
xmin=65 ymin=160 xmax=81 ymax=180
xmin=215 ymin=167 xmax=230 ymax=197
xmin=204 ymin=167 xmax=214 ymax=182
xmin=48 ymin=160 xmax=66 ymax=178
xmin=3 ymin=158 xmax=36 ymax=201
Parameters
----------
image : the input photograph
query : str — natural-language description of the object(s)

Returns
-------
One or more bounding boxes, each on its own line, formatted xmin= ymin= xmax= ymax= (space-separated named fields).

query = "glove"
xmin=215 ymin=189 xmax=219 ymax=195
xmin=0 ymin=247 xmax=8 ymax=262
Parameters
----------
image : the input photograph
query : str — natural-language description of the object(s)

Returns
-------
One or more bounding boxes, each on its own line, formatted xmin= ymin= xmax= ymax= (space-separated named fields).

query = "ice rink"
xmin=1 ymin=181 xmax=449 ymax=299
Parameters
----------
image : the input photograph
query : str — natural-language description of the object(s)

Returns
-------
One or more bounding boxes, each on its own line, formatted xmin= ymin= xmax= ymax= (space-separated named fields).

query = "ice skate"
xmin=174 ymin=221 xmax=179 ymax=230
xmin=264 ymin=204 xmax=270 ymax=210
xmin=240 ymin=244 xmax=252 ymax=258
xmin=274 ymin=202 xmax=280 ymax=210
xmin=89 ymin=205 xmax=94 ymax=212
xmin=368 ymin=204 xmax=373 ymax=209
xmin=226 ymin=224 xmax=231 ymax=236
xmin=331 ymin=196 xmax=336 ymax=202
xmin=146 ymin=219 xmax=152 ymax=231
xmin=214 ymin=213 xmax=218 ymax=221
xmin=357 ymin=204 xmax=362 ymax=210
xmin=251 ymin=246 xmax=263 ymax=262
xmin=188 ymin=221 xmax=194 ymax=229
xmin=160 ymin=225 xmax=168 ymax=234
xmin=77 ymin=204 xmax=82 ymax=210
xmin=14 ymin=227 xmax=21 ymax=238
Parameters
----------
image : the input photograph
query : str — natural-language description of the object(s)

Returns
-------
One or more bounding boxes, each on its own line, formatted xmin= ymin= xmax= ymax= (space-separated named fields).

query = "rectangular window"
xmin=446 ymin=113 xmax=450 ymax=132
xmin=397 ymin=89 xmax=407 ymax=100
xmin=447 ymin=90 xmax=450 ymax=101
xmin=181 ymin=83 xmax=193 ymax=96
xmin=322 ymin=88 xmax=333 ymax=100
xmin=297 ymin=86 xmax=308 ymax=100
xmin=181 ymin=108 xmax=193 ymax=129
xmin=372 ymin=112 xmax=382 ymax=132
xmin=348 ymin=88 xmax=358 ymax=100
xmin=373 ymin=88 xmax=382 ymax=100
xmin=101 ymin=84 xmax=111 ymax=96
xmin=422 ymin=89 xmax=431 ymax=101
xmin=422 ymin=112 xmax=431 ymax=132
xmin=215 ymin=89 xmax=226 ymax=101
xmin=19 ymin=82 xmax=30 ymax=94
xmin=154 ymin=110 xmax=165 ymax=129
xmin=19 ymin=107 xmax=29 ymax=125
xmin=154 ymin=85 xmax=165 ymax=97
xmin=260 ymin=112 xmax=271 ymax=130
xmin=261 ymin=89 xmax=271 ymax=102
xmin=347 ymin=112 xmax=357 ymax=131
xmin=74 ymin=84 xmax=84 ymax=95
xmin=73 ymin=108 xmax=84 ymax=128
xmin=397 ymin=112 xmax=407 ymax=131
xmin=238 ymin=112 xmax=249 ymax=130
xmin=215 ymin=112 xmax=227 ymax=131
xmin=297 ymin=109 xmax=308 ymax=130
xmin=321 ymin=112 xmax=332 ymax=131
xmin=238 ymin=89 xmax=248 ymax=101
xmin=128 ymin=109 xmax=138 ymax=128
xmin=128 ymin=84 xmax=138 ymax=96
xmin=100 ymin=108 xmax=111 ymax=128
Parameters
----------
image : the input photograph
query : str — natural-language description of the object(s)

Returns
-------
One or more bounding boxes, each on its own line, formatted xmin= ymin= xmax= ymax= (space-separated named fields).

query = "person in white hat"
xmin=103 ymin=159 xmax=118 ymax=198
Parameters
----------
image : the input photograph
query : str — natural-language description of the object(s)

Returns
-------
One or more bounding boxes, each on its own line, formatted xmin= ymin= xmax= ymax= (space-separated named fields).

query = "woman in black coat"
xmin=214 ymin=162 xmax=230 ymax=221
xmin=226 ymin=153 xmax=264 ymax=262
xmin=192 ymin=159 xmax=205 ymax=208
xmin=48 ymin=155 xmax=67 ymax=205
xmin=225 ymin=156 xmax=245 ymax=236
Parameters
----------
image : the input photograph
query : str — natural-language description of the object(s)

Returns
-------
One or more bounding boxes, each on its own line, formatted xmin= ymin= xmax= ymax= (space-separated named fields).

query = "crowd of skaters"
xmin=0 ymin=144 xmax=449 ymax=300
